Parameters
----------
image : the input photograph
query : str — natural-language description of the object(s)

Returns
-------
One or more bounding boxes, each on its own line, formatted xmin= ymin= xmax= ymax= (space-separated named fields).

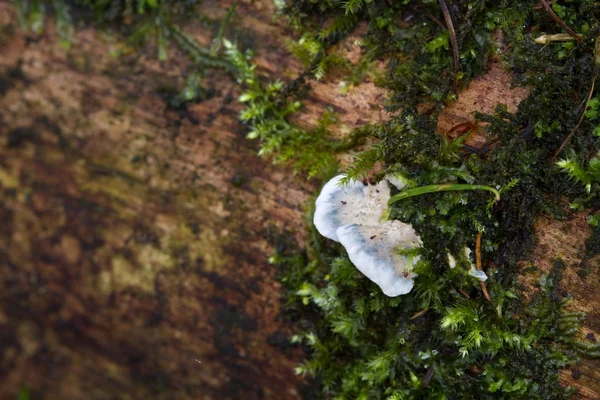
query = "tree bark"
xmin=0 ymin=2 xmax=313 ymax=398
xmin=0 ymin=1 xmax=598 ymax=399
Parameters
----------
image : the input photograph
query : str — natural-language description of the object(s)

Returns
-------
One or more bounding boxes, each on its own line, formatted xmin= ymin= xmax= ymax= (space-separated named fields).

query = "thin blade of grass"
xmin=389 ymin=184 xmax=500 ymax=205
xmin=210 ymin=0 xmax=240 ymax=56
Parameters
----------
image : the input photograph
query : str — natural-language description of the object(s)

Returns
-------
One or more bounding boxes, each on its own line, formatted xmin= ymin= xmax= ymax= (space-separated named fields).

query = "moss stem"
xmin=438 ymin=0 xmax=460 ymax=73
xmin=538 ymin=0 xmax=582 ymax=42
xmin=552 ymin=74 xmax=596 ymax=163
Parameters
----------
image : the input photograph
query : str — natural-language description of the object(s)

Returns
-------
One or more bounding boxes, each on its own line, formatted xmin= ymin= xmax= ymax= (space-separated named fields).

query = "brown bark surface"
xmin=0 ymin=1 xmax=598 ymax=399
xmin=0 ymin=2 xmax=315 ymax=399
xmin=525 ymin=214 xmax=600 ymax=399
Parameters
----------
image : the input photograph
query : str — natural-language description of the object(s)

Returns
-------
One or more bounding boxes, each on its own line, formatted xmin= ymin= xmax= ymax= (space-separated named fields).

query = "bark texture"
xmin=0 ymin=2 xmax=314 ymax=398
xmin=0 ymin=1 xmax=598 ymax=399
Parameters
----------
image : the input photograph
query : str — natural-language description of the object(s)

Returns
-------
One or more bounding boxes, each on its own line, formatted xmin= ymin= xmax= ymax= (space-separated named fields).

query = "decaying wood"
xmin=436 ymin=56 xmax=530 ymax=147
xmin=0 ymin=1 xmax=598 ymax=399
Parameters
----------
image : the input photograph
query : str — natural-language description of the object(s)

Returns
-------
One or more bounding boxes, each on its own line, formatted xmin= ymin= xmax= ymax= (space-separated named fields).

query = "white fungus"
xmin=464 ymin=247 xmax=488 ymax=282
xmin=337 ymin=221 xmax=421 ymax=296
xmin=470 ymin=269 xmax=488 ymax=281
xmin=385 ymin=173 xmax=409 ymax=191
xmin=447 ymin=247 xmax=488 ymax=282
xmin=313 ymin=174 xmax=422 ymax=296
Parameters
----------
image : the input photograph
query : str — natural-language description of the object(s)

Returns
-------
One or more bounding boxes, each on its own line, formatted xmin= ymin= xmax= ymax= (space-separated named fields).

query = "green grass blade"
xmin=389 ymin=184 xmax=500 ymax=205
xmin=210 ymin=0 xmax=240 ymax=56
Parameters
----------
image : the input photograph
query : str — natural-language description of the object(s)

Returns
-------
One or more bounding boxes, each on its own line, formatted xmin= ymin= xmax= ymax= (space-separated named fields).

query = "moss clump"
xmin=15 ymin=0 xmax=235 ymax=107
xmin=267 ymin=0 xmax=600 ymax=398
xmin=274 ymin=213 xmax=580 ymax=399
xmin=225 ymin=40 xmax=355 ymax=179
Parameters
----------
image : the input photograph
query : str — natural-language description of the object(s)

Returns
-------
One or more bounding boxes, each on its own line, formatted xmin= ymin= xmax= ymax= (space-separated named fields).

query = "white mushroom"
xmin=470 ymin=269 xmax=488 ymax=281
xmin=313 ymin=174 xmax=422 ymax=296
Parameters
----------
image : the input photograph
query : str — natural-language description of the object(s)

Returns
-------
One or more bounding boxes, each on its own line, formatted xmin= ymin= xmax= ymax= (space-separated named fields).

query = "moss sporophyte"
xmin=17 ymin=0 xmax=600 ymax=398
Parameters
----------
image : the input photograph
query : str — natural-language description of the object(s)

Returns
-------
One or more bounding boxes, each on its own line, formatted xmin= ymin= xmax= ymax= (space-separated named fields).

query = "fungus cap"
xmin=313 ymin=175 xmax=422 ymax=296
xmin=313 ymin=175 xmax=390 ymax=242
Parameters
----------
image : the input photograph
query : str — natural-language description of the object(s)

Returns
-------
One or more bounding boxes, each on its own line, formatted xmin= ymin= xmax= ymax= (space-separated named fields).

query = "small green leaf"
xmin=238 ymin=93 xmax=254 ymax=102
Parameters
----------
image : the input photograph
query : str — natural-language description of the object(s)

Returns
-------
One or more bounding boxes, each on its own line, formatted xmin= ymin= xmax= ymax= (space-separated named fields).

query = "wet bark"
xmin=0 ymin=2 xmax=313 ymax=398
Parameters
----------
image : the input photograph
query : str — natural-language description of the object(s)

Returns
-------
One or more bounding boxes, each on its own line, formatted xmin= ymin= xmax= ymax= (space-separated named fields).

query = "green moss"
xmin=15 ymin=0 xmax=232 ymax=104
xmin=275 ymin=212 xmax=581 ymax=398
xmin=268 ymin=0 xmax=600 ymax=398
xmin=225 ymin=40 xmax=347 ymax=179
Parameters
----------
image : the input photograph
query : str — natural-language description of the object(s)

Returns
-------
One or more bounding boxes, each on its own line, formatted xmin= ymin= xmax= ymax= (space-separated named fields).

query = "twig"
xmin=413 ymin=8 xmax=445 ymax=30
xmin=476 ymin=232 xmax=492 ymax=303
xmin=410 ymin=309 xmax=428 ymax=320
xmin=534 ymin=33 xmax=575 ymax=45
xmin=475 ymin=232 xmax=482 ymax=270
xmin=438 ymin=0 xmax=460 ymax=73
xmin=538 ymin=0 xmax=582 ymax=42
xmin=422 ymin=364 xmax=436 ymax=387
xmin=552 ymin=75 xmax=596 ymax=163
xmin=532 ymin=0 xmax=558 ymax=9
xmin=479 ymin=275 xmax=492 ymax=303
